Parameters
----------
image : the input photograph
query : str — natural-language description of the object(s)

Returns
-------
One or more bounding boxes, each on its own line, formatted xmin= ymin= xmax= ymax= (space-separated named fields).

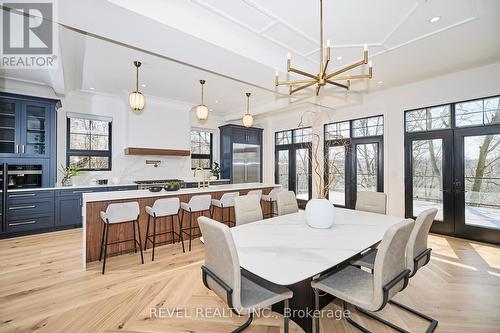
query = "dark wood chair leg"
xmin=135 ymin=218 xmax=144 ymax=264
xmin=99 ymin=222 xmax=105 ymax=261
xmin=151 ymin=216 xmax=157 ymax=261
xmin=101 ymin=223 xmax=109 ymax=274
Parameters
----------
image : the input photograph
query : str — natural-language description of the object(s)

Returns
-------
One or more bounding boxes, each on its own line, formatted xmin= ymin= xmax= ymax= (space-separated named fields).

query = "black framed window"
xmin=191 ymin=129 xmax=213 ymax=169
xmin=275 ymin=127 xmax=313 ymax=206
xmin=404 ymin=95 xmax=500 ymax=244
xmin=324 ymin=115 xmax=384 ymax=208
xmin=67 ymin=116 xmax=112 ymax=171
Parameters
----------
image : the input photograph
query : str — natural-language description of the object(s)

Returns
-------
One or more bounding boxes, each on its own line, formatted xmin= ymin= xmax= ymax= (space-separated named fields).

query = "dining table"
xmin=230 ymin=207 xmax=404 ymax=333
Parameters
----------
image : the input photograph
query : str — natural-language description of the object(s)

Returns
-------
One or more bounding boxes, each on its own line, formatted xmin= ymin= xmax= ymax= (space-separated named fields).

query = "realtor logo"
xmin=1 ymin=1 xmax=58 ymax=68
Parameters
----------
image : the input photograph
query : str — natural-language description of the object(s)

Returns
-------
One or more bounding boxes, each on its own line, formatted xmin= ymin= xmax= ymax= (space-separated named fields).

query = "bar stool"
xmin=210 ymin=192 xmax=239 ymax=227
xmin=179 ymin=194 xmax=212 ymax=251
xmin=99 ymin=202 xmax=143 ymax=274
xmin=261 ymin=188 xmax=280 ymax=218
xmin=144 ymin=197 xmax=183 ymax=260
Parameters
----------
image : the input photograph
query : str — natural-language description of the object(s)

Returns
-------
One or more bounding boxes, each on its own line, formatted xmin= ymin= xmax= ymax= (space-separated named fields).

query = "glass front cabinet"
xmin=0 ymin=94 xmax=56 ymax=158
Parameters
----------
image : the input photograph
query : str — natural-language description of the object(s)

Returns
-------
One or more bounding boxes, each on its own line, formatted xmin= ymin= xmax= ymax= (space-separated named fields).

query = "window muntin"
xmin=293 ymin=127 xmax=312 ymax=143
xmin=405 ymin=106 xmax=451 ymax=132
xmin=456 ymin=97 xmax=500 ymax=127
xmin=276 ymin=130 xmax=292 ymax=145
xmin=325 ymin=121 xmax=350 ymax=140
xmin=67 ymin=117 xmax=111 ymax=171
xmin=191 ymin=129 xmax=212 ymax=169
xmin=352 ymin=116 xmax=384 ymax=137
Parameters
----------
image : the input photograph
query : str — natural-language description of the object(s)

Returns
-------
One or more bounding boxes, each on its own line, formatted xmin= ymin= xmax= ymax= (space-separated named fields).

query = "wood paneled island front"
xmin=82 ymin=183 xmax=279 ymax=269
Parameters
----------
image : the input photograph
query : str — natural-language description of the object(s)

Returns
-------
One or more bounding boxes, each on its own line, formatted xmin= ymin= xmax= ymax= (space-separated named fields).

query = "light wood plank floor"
xmin=0 ymin=229 xmax=499 ymax=333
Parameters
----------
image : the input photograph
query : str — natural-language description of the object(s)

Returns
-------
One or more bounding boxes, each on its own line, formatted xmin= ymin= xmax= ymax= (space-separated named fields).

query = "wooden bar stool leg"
xmin=178 ymin=212 xmax=185 ymax=253
xmin=151 ymin=216 xmax=157 ymax=261
xmin=99 ymin=222 xmax=105 ymax=261
xmin=188 ymin=210 xmax=193 ymax=252
xmin=102 ymin=223 xmax=109 ymax=274
xmin=132 ymin=219 xmax=138 ymax=254
xmin=144 ymin=215 xmax=151 ymax=251
xmin=135 ymin=218 xmax=144 ymax=264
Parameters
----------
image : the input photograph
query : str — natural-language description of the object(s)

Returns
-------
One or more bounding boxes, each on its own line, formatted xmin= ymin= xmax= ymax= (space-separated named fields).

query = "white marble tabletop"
xmin=231 ymin=208 xmax=404 ymax=286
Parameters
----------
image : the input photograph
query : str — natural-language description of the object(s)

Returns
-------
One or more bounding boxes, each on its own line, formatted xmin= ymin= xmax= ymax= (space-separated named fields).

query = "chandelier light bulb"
xmin=326 ymin=39 xmax=331 ymax=47
xmin=287 ymin=52 xmax=291 ymax=60
xmin=364 ymin=44 xmax=368 ymax=51
xmin=195 ymin=79 xmax=209 ymax=121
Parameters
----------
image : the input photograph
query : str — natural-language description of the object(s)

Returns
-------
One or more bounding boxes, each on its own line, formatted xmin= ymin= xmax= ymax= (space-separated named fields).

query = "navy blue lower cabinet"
xmin=7 ymin=213 xmax=54 ymax=233
xmin=55 ymin=195 xmax=82 ymax=227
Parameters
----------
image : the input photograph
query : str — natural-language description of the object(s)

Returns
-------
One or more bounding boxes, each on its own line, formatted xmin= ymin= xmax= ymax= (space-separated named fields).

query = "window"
xmin=456 ymin=97 xmax=500 ymax=127
xmin=67 ymin=114 xmax=112 ymax=171
xmin=191 ymin=129 xmax=212 ymax=169
xmin=324 ymin=115 xmax=384 ymax=207
xmin=275 ymin=128 xmax=312 ymax=146
xmin=405 ymin=105 xmax=451 ymax=132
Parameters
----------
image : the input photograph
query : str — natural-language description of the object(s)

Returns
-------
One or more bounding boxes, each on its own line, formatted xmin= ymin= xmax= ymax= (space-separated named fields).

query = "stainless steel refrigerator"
xmin=232 ymin=143 xmax=261 ymax=183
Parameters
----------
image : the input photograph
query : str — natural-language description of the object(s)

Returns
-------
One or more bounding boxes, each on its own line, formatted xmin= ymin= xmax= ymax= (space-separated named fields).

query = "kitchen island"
xmin=82 ymin=183 xmax=280 ymax=269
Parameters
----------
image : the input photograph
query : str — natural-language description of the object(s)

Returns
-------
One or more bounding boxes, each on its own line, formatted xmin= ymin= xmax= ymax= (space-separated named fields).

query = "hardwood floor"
xmin=0 ymin=229 xmax=499 ymax=333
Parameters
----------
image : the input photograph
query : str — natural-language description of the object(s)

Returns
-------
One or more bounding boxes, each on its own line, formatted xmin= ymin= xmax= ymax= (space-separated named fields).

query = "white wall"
xmin=56 ymin=91 xmax=224 ymax=185
xmin=258 ymin=62 xmax=500 ymax=217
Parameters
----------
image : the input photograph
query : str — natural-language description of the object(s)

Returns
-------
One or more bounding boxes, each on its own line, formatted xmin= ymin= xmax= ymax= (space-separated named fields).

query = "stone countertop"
xmin=82 ymin=183 xmax=280 ymax=203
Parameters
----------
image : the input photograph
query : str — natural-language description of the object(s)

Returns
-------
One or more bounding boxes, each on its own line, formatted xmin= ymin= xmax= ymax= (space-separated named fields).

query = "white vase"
xmin=305 ymin=198 xmax=335 ymax=229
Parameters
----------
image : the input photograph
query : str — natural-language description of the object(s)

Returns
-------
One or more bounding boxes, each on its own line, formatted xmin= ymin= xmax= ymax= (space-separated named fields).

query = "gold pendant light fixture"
xmin=242 ymin=92 xmax=253 ymax=128
xmin=275 ymin=0 xmax=373 ymax=96
xmin=128 ymin=60 xmax=145 ymax=112
xmin=195 ymin=79 xmax=209 ymax=121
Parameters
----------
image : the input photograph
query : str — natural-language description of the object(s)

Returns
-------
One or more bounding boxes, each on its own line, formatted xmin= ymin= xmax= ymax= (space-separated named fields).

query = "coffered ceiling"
xmin=2 ymin=0 xmax=500 ymax=120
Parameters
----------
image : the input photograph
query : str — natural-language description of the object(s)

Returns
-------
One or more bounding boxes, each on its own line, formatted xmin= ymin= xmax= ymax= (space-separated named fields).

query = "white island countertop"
xmin=82 ymin=182 xmax=280 ymax=203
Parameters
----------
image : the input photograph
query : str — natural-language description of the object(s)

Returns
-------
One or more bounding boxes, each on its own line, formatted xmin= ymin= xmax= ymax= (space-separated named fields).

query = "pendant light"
xmin=242 ymin=92 xmax=253 ymax=128
xmin=128 ymin=60 xmax=145 ymax=112
xmin=195 ymin=80 xmax=209 ymax=121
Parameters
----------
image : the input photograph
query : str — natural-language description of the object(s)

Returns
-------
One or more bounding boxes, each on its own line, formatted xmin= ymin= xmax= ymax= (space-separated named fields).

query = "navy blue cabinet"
xmin=0 ymin=93 xmax=58 ymax=186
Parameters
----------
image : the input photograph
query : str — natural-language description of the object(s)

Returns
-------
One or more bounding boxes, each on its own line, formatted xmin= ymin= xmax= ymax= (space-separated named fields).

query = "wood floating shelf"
xmin=124 ymin=147 xmax=191 ymax=156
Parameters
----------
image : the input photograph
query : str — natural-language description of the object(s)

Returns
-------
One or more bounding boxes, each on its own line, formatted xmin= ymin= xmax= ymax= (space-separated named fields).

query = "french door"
xmin=405 ymin=125 xmax=500 ymax=244
xmin=325 ymin=137 xmax=384 ymax=208
xmin=275 ymin=145 xmax=312 ymax=207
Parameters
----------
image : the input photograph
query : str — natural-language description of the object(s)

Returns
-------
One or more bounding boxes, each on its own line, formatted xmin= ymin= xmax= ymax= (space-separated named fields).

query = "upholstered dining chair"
xmin=350 ymin=208 xmax=439 ymax=332
xmin=276 ymin=191 xmax=299 ymax=216
xmin=234 ymin=195 xmax=263 ymax=226
xmin=198 ymin=216 xmax=293 ymax=333
xmin=246 ymin=189 xmax=262 ymax=200
xmin=311 ymin=218 xmax=415 ymax=333
xmin=355 ymin=191 xmax=387 ymax=214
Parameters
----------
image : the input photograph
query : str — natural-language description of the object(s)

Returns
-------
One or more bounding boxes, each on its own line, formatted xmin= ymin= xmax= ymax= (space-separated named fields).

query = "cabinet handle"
xmin=72 ymin=190 xmax=93 ymax=194
xmin=22 ymin=145 xmax=25 ymax=154
xmin=9 ymin=193 xmax=36 ymax=198
xmin=9 ymin=220 xmax=36 ymax=226
xmin=15 ymin=144 xmax=19 ymax=153
xmin=9 ymin=205 xmax=36 ymax=210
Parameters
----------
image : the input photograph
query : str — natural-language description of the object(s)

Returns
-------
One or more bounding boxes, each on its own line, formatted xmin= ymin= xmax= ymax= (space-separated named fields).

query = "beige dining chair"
xmin=311 ymin=218 xmax=415 ymax=333
xmin=350 ymin=208 xmax=439 ymax=332
xmin=198 ymin=216 xmax=293 ymax=332
xmin=276 ymin=191 xmax=299 ymax=216
xmin=234 ymin=195 xmax=263 ymax=226
xmin=355 ymin=191 xmax=387 ymax=214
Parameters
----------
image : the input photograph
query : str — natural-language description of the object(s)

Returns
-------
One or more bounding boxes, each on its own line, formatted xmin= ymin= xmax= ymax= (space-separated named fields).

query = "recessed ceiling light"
xmin=377 ymin=81 xmax=383 ymax=84
xmin=141 ymin=83 xmax=146 ymax=87
xmin=429 ymin=16 xmax=441 ymax=23
xmin=89 ymin=87 xmax=95 ymax=90
xmin=336 ymin=56 xmax=343 ymax=60
xmin=215 ymin=100 xmax=219 ymax=103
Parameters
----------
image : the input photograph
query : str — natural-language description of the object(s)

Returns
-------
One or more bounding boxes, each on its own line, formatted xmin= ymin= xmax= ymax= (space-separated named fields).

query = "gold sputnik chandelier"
xmin=275 ymin=0 xmax=373 ymax=96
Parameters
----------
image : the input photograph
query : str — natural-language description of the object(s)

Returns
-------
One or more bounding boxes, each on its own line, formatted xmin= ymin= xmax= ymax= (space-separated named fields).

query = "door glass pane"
xmin=356 ymin=143 xmax=378 ymax=192
xmin=277 ymin=150 xmax=289 ymax=190
xmin=0 ymin=101 xmax=16 ymax=153
xmin=295 ymin=148 xmax=309 ymax=200
xmin=463 ymin=135 xmax=500 ymax=229
xmin=25 ymin=104 xmax=46 ymax=155
xmin=327 ymin=146 xmax=346 ymax=205
xmin=411 ymin=139 xmax=444 ymax=221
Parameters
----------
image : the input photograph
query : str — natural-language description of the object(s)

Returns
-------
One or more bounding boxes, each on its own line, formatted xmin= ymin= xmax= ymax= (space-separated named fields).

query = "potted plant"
xmin=298 ymin=110 xmax=350 ymax=228
xmin=164 ymin=181 xmax=180 ymax=191
xmin=59 ymin=163 xmax=83 ymax=186
xmin=210 ymin=161 xmax=222 ymax=180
